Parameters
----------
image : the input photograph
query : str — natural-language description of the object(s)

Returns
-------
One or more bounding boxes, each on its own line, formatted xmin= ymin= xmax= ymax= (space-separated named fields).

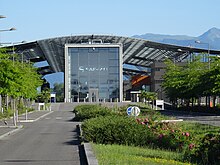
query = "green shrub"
xmin=184 ymin=133 xmax=220 ymax=165
xmin=74 ymin=104 xmax=116 ymax=121
xmin=136 ymin=118 xmax=193 ymax=151
xmin=81 ymin=115 xmax=155 ymax=146
xmin=0 ymin=108 xmax=13 ymax=119
xmin=82 ymin=114 xmax=194 ymax=151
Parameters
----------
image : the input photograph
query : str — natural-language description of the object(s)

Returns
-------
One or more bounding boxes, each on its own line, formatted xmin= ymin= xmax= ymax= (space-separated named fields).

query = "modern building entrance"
xmin=64 ymin=43 xmax=123 ymax=103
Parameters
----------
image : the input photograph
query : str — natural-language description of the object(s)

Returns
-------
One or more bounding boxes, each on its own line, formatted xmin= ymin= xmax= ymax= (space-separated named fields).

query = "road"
xmin=0 ymin=103 xmax=85 ymax=165
xmin=160 ymin=110 xmax=220 ymax=127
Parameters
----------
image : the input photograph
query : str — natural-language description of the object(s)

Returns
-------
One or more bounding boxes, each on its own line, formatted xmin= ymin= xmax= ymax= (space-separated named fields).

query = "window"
xmin=69 ymin=46 xmax=120 ymax=101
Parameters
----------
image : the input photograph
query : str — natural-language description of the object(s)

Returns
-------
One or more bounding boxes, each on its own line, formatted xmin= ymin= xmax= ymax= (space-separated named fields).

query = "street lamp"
xmin=0 ymin=41 xmax=26 ymax=65
xmin=195 ymin=40 xmax=211 ymax=107
xmin=0 ymin=27 xmax=16 ymax=32
xmin=0 ymin=15 xmax=6 ymax=19
xmin=195 ymin=40 xmax=210 ymax=68
xmin=177 ymin=48 xmax=191 ymax=63
xmin=19 ymin=48 xmax=35 ymax=65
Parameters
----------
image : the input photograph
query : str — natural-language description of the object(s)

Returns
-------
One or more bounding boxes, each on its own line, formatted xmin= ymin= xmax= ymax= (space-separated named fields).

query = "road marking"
xmin=34 ymin=111 xmax=54 ymax=122
xmin=0 ymin=125 xmax=23 ymax=140
xmin=18 ymin=120 xmax=34 ymax=123
xmin=45 ymin=118 xmax=50 ymax=120
xmin=0 ymin=126 xmax=18 ymax=128
xmin=56 ymin=117 xmax=62 ymax=120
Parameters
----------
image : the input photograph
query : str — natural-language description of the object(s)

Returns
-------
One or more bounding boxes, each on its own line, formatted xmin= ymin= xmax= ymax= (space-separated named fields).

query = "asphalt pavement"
xmin=160 ymin=110 xmax=220 ymax=127
xmin=0 ymin=104 xmax=86 ymax=165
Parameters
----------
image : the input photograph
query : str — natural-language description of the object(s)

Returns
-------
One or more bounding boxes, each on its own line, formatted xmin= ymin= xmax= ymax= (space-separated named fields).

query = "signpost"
xmin=155 ymin=100 xmax=164 ymax=110
xmin=127 ymin=106 xmax=140 ymax=117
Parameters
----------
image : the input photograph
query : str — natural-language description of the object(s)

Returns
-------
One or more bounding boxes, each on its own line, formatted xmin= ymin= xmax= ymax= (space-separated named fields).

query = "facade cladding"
xmin=65 ymin=44 xmax=123 ymax=102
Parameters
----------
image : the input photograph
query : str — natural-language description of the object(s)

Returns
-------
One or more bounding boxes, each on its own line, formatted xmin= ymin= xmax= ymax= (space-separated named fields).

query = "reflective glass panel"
xmin=69 ymin=46 xmax=120 ymax=102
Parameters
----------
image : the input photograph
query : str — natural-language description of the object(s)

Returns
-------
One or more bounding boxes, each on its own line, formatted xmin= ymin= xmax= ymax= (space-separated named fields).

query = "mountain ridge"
xmin=132 ymin=27 xmax=220 ymax=50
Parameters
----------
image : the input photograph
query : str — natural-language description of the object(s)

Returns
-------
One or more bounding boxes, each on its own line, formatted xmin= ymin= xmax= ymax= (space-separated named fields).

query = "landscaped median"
xmin=91 ymin=143 xmax=190 ymax=165
xmin=74 ymin=104 xmax=220 ymax=165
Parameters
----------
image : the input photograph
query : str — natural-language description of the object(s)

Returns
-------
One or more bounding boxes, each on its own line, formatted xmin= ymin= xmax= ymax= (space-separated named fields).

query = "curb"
xmin=84 ymin=143 xmax=99 ymax=165
xmin=77 ymin=124 xmax=98 ymax=165
xmin=0 ymin=125 xmax=23 ymax=140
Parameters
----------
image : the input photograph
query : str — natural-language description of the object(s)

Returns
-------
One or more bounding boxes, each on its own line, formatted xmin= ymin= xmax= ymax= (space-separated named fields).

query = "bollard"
xmin=25 ymin=109 xmax=28 ymax=121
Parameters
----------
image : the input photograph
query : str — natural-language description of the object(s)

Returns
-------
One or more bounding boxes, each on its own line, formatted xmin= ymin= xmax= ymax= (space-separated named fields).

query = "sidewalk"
xmin=0 ymin=110 xmax=52 ymax=139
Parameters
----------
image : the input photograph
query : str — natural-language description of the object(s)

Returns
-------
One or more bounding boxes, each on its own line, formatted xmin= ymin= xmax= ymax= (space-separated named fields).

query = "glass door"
xmin=89 ymin=88 xmax=99 ymax=102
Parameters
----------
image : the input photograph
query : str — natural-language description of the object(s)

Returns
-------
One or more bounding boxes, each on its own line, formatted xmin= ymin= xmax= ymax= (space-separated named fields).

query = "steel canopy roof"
xmin=9 ymin=35 xmax=220 ymax=76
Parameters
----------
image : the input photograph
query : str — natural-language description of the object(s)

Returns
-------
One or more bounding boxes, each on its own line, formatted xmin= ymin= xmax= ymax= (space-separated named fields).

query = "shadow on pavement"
xmin=63 ymin=127 xmax=88 ymax=165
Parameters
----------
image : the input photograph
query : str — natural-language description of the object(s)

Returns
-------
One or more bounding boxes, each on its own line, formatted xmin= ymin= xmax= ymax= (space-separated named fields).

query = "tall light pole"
xmin=195 ymin=40 xmax=210 ymax=69
xmin=0 ymin=41 xmax=26 ymax=66
xmin=0 ymin=28 xmax=16 ymax=50
xmin=195 ymin=40 xmax=211 ymax=107
xmin=0 ymin=15 xmax=6 ymax=19
xmin=0 ymin=27 xmax=16 ymax=32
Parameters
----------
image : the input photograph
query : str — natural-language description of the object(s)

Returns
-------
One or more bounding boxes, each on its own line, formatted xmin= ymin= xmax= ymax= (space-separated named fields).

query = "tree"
xmin=200 ymin=56 xmax=220 ymax=107
xmin=141 ymin=91 xmax=157 ymax=108
xmin=162 ymin=59 xmax=184 ymax=105
xmin=180 ymin=55 xmax=207 ymax=106
xmin=0 ymin=48 xmax=43 ymax=108
xmin=53 ymin=83 xmax=64 ymax=102
xmin=0 ymin=48 xmax=43 ymax=125
xmin=162 ymin=55 xmax=207 ymax=107
xmin=37 ymin=89 xmax=51 ymax=103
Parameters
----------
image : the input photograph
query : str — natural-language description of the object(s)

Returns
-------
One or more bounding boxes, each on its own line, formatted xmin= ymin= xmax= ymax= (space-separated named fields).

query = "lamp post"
xmin=0 ymin=41 xmax=26 ymax=65
xmin=0 ymin=28 xmax=16 ymax=51
xmin=0 ymin=15 xmax=6 ymax=19
xmin=0 ymin=27 xmax=16 ymax=32
xmin=195 ymin=40 xmax=211 ymax=107
xmin=195 ymin=40 xmax=210 ymax=69
xmin=177 ymin=48 xmax=191 ymax=63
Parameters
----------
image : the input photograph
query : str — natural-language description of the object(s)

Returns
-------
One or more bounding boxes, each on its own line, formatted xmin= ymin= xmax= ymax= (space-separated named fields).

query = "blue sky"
xmin=1 ymin=0 xmax=220 ymax=43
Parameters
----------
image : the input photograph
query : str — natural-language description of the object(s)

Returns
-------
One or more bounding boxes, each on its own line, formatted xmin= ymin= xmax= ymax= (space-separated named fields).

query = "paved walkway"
xmin=0 ymin=110 xmax=53 ymax=140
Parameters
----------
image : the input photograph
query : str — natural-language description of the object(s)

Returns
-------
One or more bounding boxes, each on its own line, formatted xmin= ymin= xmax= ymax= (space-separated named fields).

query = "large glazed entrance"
xmin=65 ymin=44 xmax=123 ymax=103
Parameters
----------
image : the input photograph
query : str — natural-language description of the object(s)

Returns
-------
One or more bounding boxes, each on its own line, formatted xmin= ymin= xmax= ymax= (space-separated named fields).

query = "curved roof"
xmin=9 ymin=34 xmax=220 ymax=75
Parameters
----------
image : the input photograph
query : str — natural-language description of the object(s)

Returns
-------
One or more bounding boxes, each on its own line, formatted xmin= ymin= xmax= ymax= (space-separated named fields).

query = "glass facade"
xmin=66 ymin=46 xmax=121 ymax=102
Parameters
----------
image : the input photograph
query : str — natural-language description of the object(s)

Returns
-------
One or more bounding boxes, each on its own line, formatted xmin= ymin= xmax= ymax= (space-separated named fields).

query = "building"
xmin=64 ymin=44 xmax=123 ymax=102
xmin=7 ymin=35 xmax=220 ymax=102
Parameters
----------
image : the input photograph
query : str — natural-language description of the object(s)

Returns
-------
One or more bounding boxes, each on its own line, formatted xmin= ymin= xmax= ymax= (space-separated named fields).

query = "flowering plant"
xmin=136 ymin=117 xmax=193 ymax=151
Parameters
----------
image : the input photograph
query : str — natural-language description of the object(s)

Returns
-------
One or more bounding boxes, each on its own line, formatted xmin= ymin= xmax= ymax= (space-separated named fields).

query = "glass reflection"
xmin=69 ymin=47 xmax=120 ymax=102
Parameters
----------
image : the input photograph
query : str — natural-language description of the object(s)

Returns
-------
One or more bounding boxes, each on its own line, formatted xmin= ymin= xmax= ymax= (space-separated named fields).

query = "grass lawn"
xmin=91 ymin=143 xmax=193 ymax=165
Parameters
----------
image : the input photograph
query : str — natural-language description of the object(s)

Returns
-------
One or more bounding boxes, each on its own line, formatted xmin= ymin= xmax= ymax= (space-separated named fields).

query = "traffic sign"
xmin=127 ymin=106 xmax=140 ymax=116
xmin=127 ymin=106 xmax=133 ymax=116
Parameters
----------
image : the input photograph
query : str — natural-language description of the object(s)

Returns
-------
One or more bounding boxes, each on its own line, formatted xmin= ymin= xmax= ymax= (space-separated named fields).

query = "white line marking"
xmin=0 ymin=125 xmax=23 ymax=139
xmin=34 ymin=111 xmax=54 ymax=122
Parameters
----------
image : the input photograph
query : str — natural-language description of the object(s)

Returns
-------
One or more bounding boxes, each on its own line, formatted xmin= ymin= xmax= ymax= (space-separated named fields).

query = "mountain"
xmin=132 ymin=33 xmax=195 ymax=43
xmin=132 ymin=27 xmax=220 ymax=50
xmin=198 ymin=28 xmax=220 ymax=49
